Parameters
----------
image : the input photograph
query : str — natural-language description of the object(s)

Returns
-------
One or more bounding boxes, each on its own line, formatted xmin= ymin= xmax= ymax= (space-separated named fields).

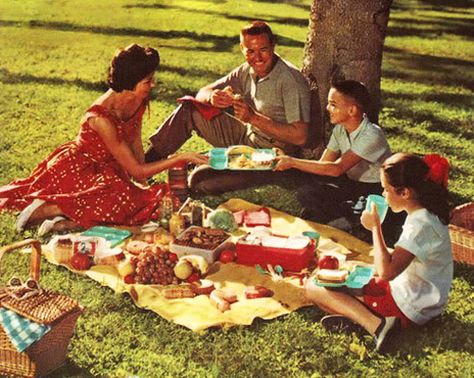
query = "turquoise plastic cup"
xmin=302 ymin=231 xmax=320 ymax=247
xmin=365 ymin=194 xmax=388 ymax=223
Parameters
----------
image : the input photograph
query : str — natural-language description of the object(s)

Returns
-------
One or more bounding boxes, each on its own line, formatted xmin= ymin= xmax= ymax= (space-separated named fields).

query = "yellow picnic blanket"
xmin=43 ymin=199 xmax=373 ymax=332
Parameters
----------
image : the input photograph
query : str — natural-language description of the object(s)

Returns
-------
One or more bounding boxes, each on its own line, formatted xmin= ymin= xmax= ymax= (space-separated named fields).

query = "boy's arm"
xmin=274 ymin=149 xmax=362 ymax=177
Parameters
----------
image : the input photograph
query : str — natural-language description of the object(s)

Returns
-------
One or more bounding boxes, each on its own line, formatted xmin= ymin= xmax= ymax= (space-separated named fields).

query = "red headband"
xmin=423 ymin=154 xmax=449 ymax=189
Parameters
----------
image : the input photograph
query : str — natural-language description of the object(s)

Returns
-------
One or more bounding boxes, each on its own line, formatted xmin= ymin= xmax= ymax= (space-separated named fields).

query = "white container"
xmin=169 ymin=226 xmax=232 ymax=263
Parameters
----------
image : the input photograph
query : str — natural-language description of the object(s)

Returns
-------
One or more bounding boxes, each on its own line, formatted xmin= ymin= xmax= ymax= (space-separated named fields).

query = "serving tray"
xmin=81 ymin=226 xmax=132 ymax=247
xmin=209 ymin=147 xmax=276 ymax=170
xmin=314 ymin=266 xmax=375 ymax=288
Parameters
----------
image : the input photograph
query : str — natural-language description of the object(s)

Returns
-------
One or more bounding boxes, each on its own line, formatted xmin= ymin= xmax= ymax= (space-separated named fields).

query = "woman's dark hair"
xmin=108 ymin=44 xmax=160 ymax=92
xmin=331 ymin=80 xmax=370 ymax=114
xmin=382 ymin=153 xmax=451 ymax=224
xmin=241 ymin=21 xmax=276 ymax=44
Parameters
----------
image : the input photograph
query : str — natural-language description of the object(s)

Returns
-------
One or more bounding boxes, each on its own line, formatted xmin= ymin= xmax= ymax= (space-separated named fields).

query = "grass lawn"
xmin=1 ymin=0 xmax=473 ymax=376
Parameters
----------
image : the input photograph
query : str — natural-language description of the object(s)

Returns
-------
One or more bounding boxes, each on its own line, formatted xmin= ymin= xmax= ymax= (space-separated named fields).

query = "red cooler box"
xmin=236 ymin=237 xmax=316 ymax=272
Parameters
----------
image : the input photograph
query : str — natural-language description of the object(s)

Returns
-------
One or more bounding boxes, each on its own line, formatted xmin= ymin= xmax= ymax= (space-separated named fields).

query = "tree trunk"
xmin=302 ymin=0 xmax=392 ymax=156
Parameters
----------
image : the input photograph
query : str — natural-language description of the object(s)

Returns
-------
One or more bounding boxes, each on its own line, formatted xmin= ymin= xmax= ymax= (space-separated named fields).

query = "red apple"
xmin=318 ymin=255 xmax=339 ymax=270
xmin=219 ymin=250 xmax=235 ymax=264
xmin=168 ymin=253 xmax=178 ymax=263
xmin=186 ymin=272 xmax=201 ymax=283
xmin=123 ymin=274 xmax=136 ymax=284
xmin=70 ymin=253 xmax=92 ymax=270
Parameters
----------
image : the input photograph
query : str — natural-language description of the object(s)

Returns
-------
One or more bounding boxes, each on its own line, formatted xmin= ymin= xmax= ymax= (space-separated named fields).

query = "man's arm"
xmin=233 ymin=99 xmax=308 ymax=146
xmin=274 ymin=149 xmax=363 ymax=177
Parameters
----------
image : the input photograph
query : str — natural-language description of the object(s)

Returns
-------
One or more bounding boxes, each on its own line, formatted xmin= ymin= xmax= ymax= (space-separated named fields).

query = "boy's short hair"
xmin=331 ymin=80 xmax=370 ymax=114
xmin=240 ymin=21 xmax=276 ymax=44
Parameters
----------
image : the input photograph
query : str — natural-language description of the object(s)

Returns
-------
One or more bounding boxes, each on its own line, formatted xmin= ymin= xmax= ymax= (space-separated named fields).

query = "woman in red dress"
xmin=0 ymin=44 xmax=208 ymax=233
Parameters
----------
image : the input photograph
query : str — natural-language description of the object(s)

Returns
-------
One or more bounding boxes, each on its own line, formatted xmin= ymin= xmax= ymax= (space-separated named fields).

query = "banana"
xmin=181 ymin=254 xmax=209 ymax=275
xmin=226 ymin=145 xmax=255 ymax=156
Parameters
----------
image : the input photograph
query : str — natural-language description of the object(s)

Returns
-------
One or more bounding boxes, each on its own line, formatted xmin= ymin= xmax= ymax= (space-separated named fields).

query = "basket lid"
xmin=0 ymin=289 xmax=80 ymax=325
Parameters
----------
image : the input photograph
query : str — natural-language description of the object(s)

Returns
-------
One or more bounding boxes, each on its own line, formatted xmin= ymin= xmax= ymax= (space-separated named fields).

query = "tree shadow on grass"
xmin=0 ymin=67 xmax=213 ymax=105
xmin=0 ymin=19 xmax=236 ymax=52
xmin=396 ymin=315 xmax=474 ymax=357
xmin=45 ymin=359 xmax=95 ymax=378
xmin=387 ymin=15 xmax=474 ymax=39
xmin=125 ymin=2 xmax=309 ymax=28
xmin=382 ymin=46 xmax=474 ymax=91
xmin=0 ymin=18 xmax=304 ymax=50
xmin=420 ymin=0 xmax=474 ymax=9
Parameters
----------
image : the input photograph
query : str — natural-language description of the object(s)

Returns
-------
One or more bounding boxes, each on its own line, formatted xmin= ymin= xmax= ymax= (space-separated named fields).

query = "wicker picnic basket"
xmin=0 ymin=239 xmax=83 ymax=378
xmin=449 ymin=202 xmax=474 ymax=265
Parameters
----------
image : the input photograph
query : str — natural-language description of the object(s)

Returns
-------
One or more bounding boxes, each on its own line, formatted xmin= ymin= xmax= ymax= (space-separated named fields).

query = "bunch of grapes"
xmin=130 ymin=249 xmax=179 ymax=285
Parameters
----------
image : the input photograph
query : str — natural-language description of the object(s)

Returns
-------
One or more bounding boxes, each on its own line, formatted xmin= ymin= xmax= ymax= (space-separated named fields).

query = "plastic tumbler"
xmin=365 ymin=194 xmax=388 ymax=223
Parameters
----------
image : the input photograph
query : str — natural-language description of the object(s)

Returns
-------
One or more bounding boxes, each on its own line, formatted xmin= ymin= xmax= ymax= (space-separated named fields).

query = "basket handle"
xmin=0 ymin=239 xmax=42 ymax=281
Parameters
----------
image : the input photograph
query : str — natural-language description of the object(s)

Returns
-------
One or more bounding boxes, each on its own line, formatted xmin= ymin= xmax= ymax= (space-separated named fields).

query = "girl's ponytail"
xmin=382 ymin=153 xmax=451 ymax=224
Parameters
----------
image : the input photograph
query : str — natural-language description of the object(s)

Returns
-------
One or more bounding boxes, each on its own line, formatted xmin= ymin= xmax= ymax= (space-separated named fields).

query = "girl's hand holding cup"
xmin=361 ymin=202 xmax=381 ymax=231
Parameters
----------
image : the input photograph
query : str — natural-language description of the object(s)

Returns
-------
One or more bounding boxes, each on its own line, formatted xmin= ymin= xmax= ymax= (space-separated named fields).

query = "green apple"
xmin=173 ymin=260 xmax=193 ymax=280
xmin=117 ymin=260 xmax=134 ymax=277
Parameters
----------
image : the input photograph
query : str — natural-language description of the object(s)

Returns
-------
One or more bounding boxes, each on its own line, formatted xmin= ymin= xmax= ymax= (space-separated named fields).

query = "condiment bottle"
xmin=169 ymin=213 xmax=186 ymax=236
xmin=191 ymin=204 xmax=203 ymax=226
xmin=168 ymin=161 xmax=189 ymax=203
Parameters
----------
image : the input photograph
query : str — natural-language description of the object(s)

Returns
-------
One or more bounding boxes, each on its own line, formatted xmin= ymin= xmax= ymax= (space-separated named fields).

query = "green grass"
xmin=1 ymin=0 xmax=473 ymax=376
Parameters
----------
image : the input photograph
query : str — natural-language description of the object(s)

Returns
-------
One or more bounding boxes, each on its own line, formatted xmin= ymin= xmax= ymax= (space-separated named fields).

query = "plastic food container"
xmin=209 ymin=147 xmax=276 ymax=170
xmin=235 ymin=236 xmax=316 ymax=272
xmin=314 ymin=266 xmax=375 ymax=289
xmin=170 ymin=226 xmax=232 ymax=263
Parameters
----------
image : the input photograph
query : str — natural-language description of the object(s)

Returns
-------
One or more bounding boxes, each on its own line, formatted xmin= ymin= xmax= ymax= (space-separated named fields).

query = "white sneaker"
xmin=15 ymin=199 xmax=45 ymax=232
xmin=37 ymin=216 xmax=66 ymax=236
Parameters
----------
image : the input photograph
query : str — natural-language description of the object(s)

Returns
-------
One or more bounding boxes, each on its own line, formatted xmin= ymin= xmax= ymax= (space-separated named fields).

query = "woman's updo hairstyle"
xmin=108 ymin=44 xmax=159 ymax=92
xmin=382 ymin=153 xmax=451 ymax=224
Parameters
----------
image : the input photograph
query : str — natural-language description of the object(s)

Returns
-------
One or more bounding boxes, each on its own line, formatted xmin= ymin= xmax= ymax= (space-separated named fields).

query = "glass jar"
xmin=168 ymin=161 xmax=189 ymax=203
xmin=169 ymin=213 xmax=186 ymax=236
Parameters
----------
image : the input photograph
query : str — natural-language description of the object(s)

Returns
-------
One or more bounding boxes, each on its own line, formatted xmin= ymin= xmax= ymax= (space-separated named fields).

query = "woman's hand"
xmin=176 ymin=152 xmax=209 ymax=166
xmin=360 ymin=203 xmax=381 ymax=231
xmin=273 ymin=155 xmax=294 ymax=171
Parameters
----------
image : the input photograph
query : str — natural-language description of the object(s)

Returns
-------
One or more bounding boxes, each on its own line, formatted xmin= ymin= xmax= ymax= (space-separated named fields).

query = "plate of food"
xmin=209 ymin=145 xmax=276 ymax=170
xmin=314 ymin=266 xmax=375 ymax=289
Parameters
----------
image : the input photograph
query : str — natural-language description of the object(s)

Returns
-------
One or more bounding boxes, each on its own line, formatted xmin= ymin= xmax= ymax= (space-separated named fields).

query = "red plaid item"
xmin=177 ymin=96 xmax=222 ymax=120
xmin=363 ymin=277 xmax=412 ymax=328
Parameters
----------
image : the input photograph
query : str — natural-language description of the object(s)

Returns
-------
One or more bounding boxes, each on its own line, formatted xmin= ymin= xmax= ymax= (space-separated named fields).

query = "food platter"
xmin=209 ymin=146 xmax=276 ymax=171
xmin=313 ymin=266 xmax=375 ymax=288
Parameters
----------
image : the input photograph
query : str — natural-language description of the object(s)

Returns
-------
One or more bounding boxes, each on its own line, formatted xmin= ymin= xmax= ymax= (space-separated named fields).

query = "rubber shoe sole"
xmin=375 ymin=316 xmax=401 ymax=353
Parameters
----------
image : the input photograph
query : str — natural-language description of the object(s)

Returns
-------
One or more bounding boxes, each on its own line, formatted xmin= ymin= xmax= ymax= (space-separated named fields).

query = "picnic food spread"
xmin=10 ymin=198 xmax=373 ymax=332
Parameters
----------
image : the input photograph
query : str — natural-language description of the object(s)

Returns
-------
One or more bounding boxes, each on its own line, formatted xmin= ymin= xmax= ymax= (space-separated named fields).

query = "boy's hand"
xmin=273 ymin=155 xmax=294 ymax=171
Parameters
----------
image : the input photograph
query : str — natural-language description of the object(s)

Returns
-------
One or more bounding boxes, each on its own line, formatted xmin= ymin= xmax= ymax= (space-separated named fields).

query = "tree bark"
xmin=302 ymin=0 xmax=392 ymax=156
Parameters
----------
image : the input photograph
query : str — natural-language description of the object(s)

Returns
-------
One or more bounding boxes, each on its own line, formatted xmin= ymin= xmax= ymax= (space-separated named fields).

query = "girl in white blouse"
xmin=305 ymin=152 xmax=452 ymax=353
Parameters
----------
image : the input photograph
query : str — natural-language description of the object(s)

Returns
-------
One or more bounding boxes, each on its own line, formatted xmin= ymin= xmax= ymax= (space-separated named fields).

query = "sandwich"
xmin=316 ymin=269 xmax=349 ymax=283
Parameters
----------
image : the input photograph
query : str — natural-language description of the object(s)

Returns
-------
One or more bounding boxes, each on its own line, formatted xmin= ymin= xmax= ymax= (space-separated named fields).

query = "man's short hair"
xmin=331 ymin=80 xmax=370 ymax=114
xmin=240 ymin=21 xmax=275 ymax=44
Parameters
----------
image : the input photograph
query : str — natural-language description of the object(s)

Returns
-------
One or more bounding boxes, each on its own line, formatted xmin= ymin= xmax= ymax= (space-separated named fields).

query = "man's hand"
xmin=209 ymin=89 xmax=233 ymax=108
xmin=273 ymin=155 xmax=294 ymax=171
xmin=233 ymin=99 xmax=255 ymax=123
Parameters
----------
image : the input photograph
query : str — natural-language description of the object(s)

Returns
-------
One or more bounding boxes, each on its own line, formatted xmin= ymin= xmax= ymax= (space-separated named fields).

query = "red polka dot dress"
xmin=0 ymin=104 xmax=167 ymax=228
